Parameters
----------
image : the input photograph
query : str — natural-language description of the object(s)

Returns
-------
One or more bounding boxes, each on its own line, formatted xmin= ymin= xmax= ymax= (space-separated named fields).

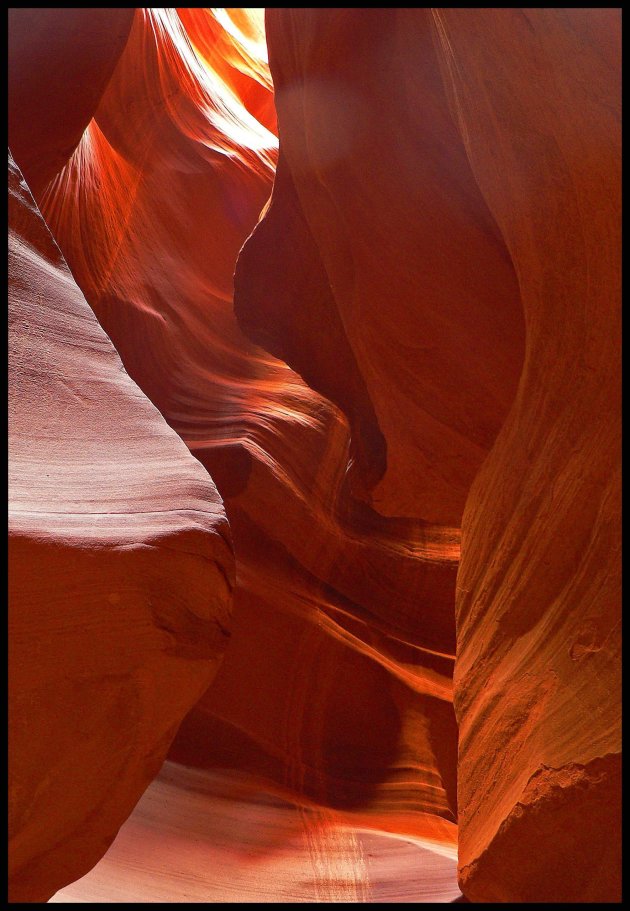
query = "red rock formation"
xmin=22 ymin=7 xmax=460 ymax=871
xmin=239 ymin=6 xmax=620 ymax=903
xmin=430 ymin=8 xmax=622 ymax=902
xmin=239 ymin=8 xmax=525 ymax=525
xmin=51 ymin=764 xmax=462 ymax=903
xmin=8 ymin=151 xmax=233 ymax=902
xmin=177 ymin=7 xmax=277 ymax=135
xmin=8 ymin=8 xmax=134 ymax=197
xmin=8 ymin=5 xmax=621 ymax=905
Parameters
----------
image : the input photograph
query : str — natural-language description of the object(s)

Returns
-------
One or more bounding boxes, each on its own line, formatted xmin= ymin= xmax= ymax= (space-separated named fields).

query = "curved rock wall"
xmin=8 ymin=8 xmax=134 ymax=196
xmin=245 ymin=7 xmax=620 ymax=902
xmin=31 ymin=7 xmax=460 ymax=845
xmin=8 ymin=6 xmax=621 ymax=904
xmin=431 ymin=8 xmax=621 ymax=901
xmin=8 ymin=151 xmax=233 ymax=902
xmin=242 ymin=8 xmax=525 ymax=526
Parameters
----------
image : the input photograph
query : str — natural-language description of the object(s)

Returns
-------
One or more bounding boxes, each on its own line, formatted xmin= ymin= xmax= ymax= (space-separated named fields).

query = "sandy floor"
xmin=50 ymin=762 xmax=461 ymax=903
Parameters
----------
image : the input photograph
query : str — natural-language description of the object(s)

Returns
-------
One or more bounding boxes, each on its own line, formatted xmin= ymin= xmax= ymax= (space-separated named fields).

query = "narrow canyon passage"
xmin=8 ymin=7 xmax=620 ymax=904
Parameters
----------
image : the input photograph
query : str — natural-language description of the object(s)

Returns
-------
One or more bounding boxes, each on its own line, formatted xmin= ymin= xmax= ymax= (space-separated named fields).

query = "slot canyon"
xmin=8 ymin=7 xmax=621 ymax=904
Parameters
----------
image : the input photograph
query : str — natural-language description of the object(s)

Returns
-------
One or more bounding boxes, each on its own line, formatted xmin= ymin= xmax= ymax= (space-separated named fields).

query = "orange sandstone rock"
xmin=239 ymin=6 xmax=621 ymax=903
xmin=26 ymin=6 xmax=459 ymax=862
xmin=51 ymin=763 xmax=462 ymax=903
xmin=8 ymin=8 xmax=134 ymax=196
xmin=8 ymin=5 xmax=620 ymax=905
xmin=240 ymin=8 xmax=525 ymax=525
xmin=8 ymin=152 xmax=233 ymax=902
xmin=430 ymin=8 xmax=622 ymax=902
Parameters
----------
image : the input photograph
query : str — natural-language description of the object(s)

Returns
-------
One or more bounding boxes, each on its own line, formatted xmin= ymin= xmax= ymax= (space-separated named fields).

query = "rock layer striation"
xmin=23 ymin=7 xmax=460 ymax=861
xmin=7 ymin=6 xmax=621 ymax=905
xmin=8 ymin=150 xmax=233 ymax=902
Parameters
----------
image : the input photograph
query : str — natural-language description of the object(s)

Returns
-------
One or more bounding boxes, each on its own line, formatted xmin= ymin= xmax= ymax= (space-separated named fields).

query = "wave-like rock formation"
xmin=51 ymin=764 xmax=461 ymax=903
xmin=8 ymin=6 xmax=621 ymax=904
xmin=8 ymin=151 xmax=233 ymax=902
xmin=238 ymin=8 xmax=526 ymax=525
xmin=435 ymin=9 xmax=622 ymax=902
xmin=24 ymin=4 xmax=458 ymax=856
xmin=236 ymin=6 xmax=621 ymax=903
xmin=247 ymin=10 xmax=620 ymax=901
xmin=8 ymin=8 xmax=135 ymax=197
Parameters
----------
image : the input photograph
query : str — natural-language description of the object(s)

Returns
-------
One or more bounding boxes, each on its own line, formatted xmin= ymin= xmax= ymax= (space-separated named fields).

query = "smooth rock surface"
xmin=238 ymin=8 xmax=525 ymax=525
xmin=237 ymin=7 xmax=621 ymax=903
xmin=8 ymin=8 xmax=134 ymax=195
xmin=8 ymin=6 xmax=621 ymax=904
xmin=432 ymin=8 xmax=622 ymax=902
xmin=51 ymin=762 xmax=461 ymax=903
xmin=8 ymin=151 xmax=233 ymax=902
xmin=29 ymin=6 xmax=461 ymax=860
